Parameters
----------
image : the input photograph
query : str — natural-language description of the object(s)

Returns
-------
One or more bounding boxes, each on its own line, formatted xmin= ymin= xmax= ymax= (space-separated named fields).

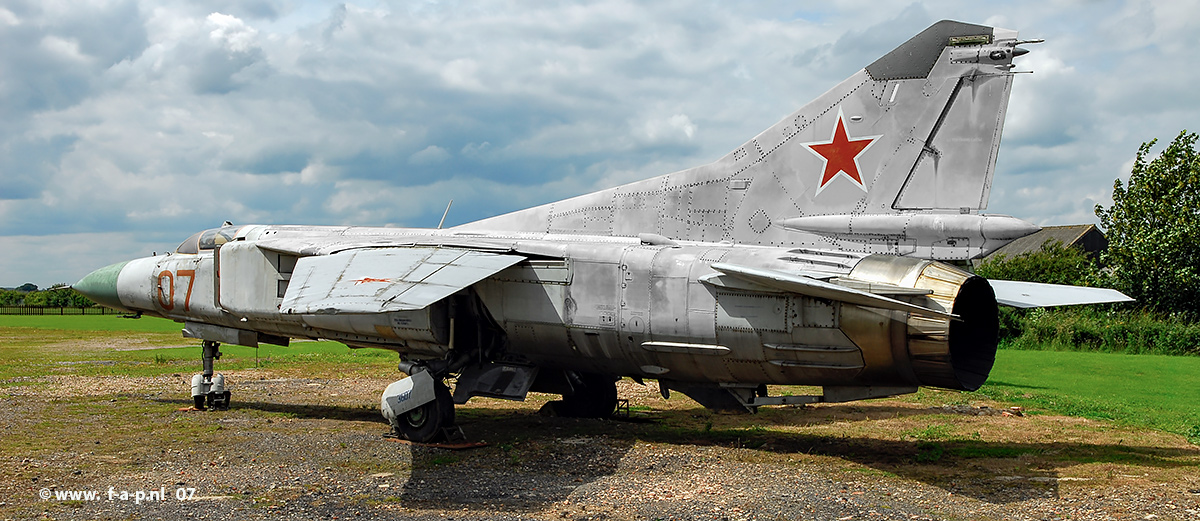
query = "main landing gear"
xmin=395 ymin=380 xmax=455 ymax=443
xmin=190 ymin=340 xmax=230 ymax=410
xmin=380 ymin=367 xmax=459 ymax=444
xmin=380 ymin=364 xmax=622 ymax=443
xmin=544 ymin=372 xmax=619 ymax=419
xmin=378 ymin=293 xmax=619 ymax=443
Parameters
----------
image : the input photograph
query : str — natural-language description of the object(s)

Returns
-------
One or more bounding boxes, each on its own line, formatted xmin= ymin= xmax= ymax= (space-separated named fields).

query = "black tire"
xmin=193 ymin=396 xmax=205 ymax=410
xmin=558 ymin=373 xmax=618 ymax=418
xmin=394 ymin=381 xmax=454 ymax=443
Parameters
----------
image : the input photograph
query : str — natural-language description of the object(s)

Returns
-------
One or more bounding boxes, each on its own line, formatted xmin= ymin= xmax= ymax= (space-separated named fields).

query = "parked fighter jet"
xmin=75 ymin=21 xmax=1130 ymax=443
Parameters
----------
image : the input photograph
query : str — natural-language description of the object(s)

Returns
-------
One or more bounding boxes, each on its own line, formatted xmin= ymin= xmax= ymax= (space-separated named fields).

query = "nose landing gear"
xmin=190 ymin=340 xmax=230 ymax=410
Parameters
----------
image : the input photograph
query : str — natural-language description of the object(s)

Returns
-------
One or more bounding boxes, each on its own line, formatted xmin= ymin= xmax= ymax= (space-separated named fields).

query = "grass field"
xmin=0 ymin=314 xmax=397 ymax=379
xmin=0 ymin=314 xmax=184 ymax=332
xmin=1 ymin=315 xmax=1197 ymax=442
xmin=979 ymin=350 xmax=1200 ymax=440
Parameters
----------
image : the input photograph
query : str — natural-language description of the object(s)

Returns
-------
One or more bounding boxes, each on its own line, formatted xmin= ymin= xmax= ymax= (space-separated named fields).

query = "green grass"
xmin=0 ymin=314 xmax=185 ymax=333
xmin=899 ymin=423 xmax=954 ymax=442
xmin=0 ymin=315 xmax=398 ymax=378
xmin=977 ymin=349 xmax=1200 ymax=439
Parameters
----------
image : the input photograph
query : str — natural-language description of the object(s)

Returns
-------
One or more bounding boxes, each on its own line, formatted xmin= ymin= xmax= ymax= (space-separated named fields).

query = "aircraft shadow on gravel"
xmin=155 ymin=396 xmax=385 ymax=423
xmin=398 ymin=406 xmax=1199 ymax=507
xmin=153 ymin=395 xmax=1197 ymax=507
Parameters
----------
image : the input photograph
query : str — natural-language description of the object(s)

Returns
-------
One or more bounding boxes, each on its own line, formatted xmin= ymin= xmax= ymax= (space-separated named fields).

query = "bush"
xmin=976 ymin=239 xmax=1098 ymax=287
xmin=1001 ymin=307 xmax=1200 ymax=356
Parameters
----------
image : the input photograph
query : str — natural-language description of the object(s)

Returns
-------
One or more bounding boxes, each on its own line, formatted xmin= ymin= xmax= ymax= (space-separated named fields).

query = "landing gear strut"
xmin=191 ymin=340 xmax=230 ymax=410
xmin=380 ymin=292 xmax=502 ymax=443
xmin=547 ymin=372 xmax=619 ymax=418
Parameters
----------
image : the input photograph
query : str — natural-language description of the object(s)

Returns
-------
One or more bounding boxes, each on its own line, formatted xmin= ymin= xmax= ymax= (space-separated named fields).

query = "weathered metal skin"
xmin=846 ymin=255 xmax=998 ymax=391
xmin=101 ymin=225 xmax=997 ymax=395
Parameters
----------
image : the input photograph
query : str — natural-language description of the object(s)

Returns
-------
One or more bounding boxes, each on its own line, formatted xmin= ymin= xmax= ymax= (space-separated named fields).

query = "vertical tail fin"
xmin=462 ymin=21 xmax=1036 ymax=259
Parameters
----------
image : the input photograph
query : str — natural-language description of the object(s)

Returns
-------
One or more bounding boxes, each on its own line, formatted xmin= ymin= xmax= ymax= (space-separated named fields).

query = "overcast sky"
xmin=2 ymin=0 xmax=1198 ymax=287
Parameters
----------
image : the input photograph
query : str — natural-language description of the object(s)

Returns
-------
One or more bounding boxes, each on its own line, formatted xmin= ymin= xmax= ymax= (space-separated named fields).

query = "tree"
xmin=22 ymin=290 xmax=47 ymax=307
xmin=975 ymin=239 xmax=1096 ymax=286
xmin=1095 ymin=130 xmax=1200 ymax=316
xmin=43 ymin=285 xmax=88 ymax=307
xmin=0 ymin=289 xmax=22 ymax=306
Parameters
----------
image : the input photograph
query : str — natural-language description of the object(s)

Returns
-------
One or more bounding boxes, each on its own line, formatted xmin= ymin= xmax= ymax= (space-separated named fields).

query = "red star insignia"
xmin=803 ymin=108 xmax=879 ymax=194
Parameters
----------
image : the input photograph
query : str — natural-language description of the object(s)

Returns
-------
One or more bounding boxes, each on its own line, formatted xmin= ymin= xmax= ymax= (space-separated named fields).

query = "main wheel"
xmin=210 ymin=391 xmax=231 ymax=410
xmin=394 ymin=381 xmax=455 ymax=443
xmin=557 ymin=372 xmax=618 ymax=418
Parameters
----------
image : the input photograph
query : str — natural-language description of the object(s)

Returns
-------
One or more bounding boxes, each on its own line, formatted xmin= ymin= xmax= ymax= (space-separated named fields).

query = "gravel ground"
xmin=3 ymin=373 xmax=1199 ymax=520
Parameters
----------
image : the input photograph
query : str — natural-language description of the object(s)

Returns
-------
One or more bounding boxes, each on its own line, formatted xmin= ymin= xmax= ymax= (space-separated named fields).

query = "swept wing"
xmin=280 ymin=247 xmax=525 ymax=314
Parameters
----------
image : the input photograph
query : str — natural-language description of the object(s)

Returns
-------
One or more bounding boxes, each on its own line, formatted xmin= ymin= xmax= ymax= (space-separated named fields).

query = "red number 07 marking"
xmin=156 ymin=269 xmax=197 ymax=312
xmin=176 ymin=269 xmax=196 ymax=311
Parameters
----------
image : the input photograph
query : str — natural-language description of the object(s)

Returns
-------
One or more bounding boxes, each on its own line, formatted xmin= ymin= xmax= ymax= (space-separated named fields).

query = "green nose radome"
xmin=73 ymin=261 xmax=130 ymax=311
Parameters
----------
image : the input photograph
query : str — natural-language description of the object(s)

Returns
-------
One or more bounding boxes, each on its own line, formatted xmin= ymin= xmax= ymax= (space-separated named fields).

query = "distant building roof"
xmin=981 ymin=224 xmax=1107 ymax=262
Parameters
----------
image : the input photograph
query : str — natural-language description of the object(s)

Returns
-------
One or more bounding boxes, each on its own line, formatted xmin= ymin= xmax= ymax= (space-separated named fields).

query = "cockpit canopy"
xmin=176 ymin=226 xmax=240 ymax=254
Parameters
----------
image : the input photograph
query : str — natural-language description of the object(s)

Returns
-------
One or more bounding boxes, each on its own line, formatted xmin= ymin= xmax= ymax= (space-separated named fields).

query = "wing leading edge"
xmin=281 ymin=247 xmax=525 ymax=314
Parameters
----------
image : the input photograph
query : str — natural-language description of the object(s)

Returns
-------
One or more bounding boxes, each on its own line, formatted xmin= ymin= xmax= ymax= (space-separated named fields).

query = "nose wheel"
xmin=190 ymin=340 xmax=230 ymax=411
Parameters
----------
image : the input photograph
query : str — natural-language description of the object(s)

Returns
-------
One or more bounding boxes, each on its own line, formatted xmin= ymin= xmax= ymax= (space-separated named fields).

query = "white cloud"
xmin=297 ymin=162 xmax=337 ymax=185
xmin=207 ymin=12 xmax=258 ymax=53
xmin=0 ymin=8 xmax=19 ymax=26
xmin=639 ymin=114 xmax=696 ymax=142
xmin=409 ymin=145 xmax=451 ymax=165
xmin=440 ymin=58 xmax=485 ymax=92
xmin=40 ymin=35 xmax=88 ymax=62
xmin=460 ymin=141 xmax=491 ymax=158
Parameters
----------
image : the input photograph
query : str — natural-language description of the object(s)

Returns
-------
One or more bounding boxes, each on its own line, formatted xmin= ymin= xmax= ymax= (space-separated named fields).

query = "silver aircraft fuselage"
xmin=79 ymin=224 xmax=998 ymax=396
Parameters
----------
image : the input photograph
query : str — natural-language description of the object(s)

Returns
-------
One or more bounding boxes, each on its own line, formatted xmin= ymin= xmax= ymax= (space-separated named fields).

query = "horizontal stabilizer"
xmin=988 ymin=280 xmax=1134 ymax=308
xmin=281 ymin=247 xmax=525 ymax=314
xmin=709 ymin=263 xmax=956 ymax=320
